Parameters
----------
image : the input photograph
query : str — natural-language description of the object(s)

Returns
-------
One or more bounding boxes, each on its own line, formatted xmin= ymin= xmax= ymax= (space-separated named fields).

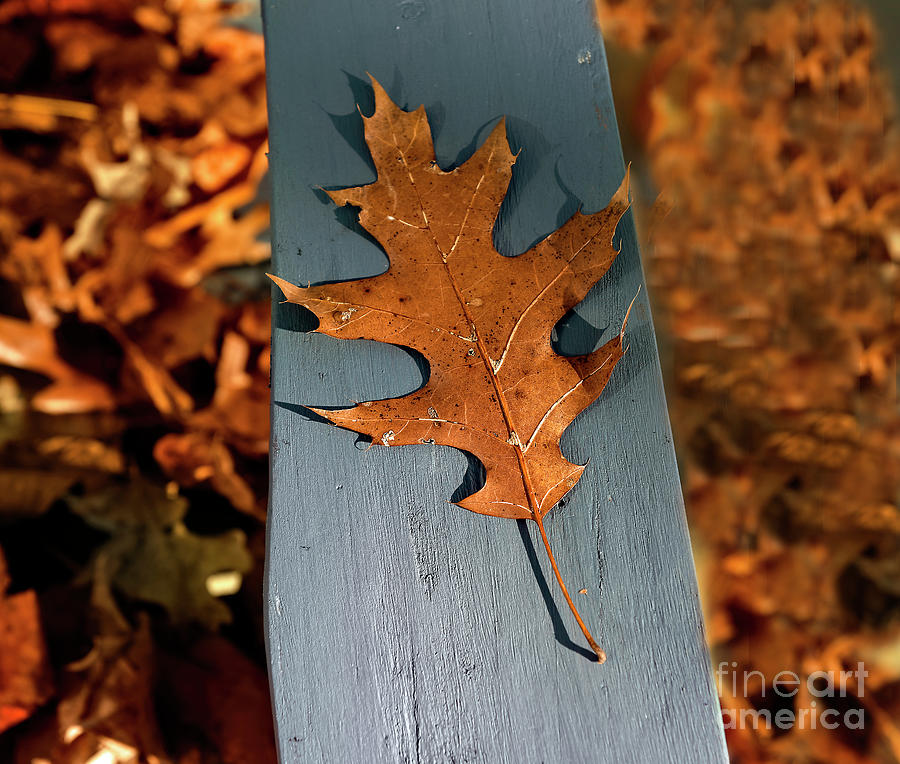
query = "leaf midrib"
xmin=383 ymin=105 xmax=544 ymax=513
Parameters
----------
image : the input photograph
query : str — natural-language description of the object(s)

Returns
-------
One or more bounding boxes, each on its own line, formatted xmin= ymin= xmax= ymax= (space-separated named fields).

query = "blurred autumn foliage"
xmin=597 ymin=0 xmax=900 ymax=761
xmin=0 ymin=1 xmax=275 ymax=762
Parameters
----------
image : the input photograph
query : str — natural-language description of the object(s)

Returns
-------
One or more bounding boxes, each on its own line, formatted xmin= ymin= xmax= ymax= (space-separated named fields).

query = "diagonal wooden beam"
xmin=262 ymin=1 xmax=727 ymax=760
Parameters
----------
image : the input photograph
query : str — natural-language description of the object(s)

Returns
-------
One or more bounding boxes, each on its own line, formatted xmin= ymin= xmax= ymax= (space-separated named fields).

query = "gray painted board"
xmin=262 ymin=1 xmax=727 ymax=761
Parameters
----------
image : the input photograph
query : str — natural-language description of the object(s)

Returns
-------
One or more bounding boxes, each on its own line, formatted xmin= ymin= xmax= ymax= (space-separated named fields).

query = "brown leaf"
xmin=272 ymin=78 xmax=632 ymax=661
xmin=597 ymin=0 xmax=900 ymax=758
xmin=2 ymin=225 xmax=74 ymax=326
xmin=176 ymin=202 xmax=270 ymax=287
xmin=0 ymin=548 xmax=54 ymax=734
xmin=158 ymin=635 xmax=278 ymax=764
xmin=134 ymin=288 xmax=224 ymax=370
xmin=0 ymin=0 xmax=135 ymax=24
xmin=189 ymin=331 xmax=269 ymax=457
xmin=116 ymin=329 xmax=194 ymax=417
xmin=56 ymin=573 xmax=168 ymax=763
xmin=0 ymin=315 xmax=115 ymax=414
xmin=143 ymin=142 xmax=269 ymax=251
xmin=191 ymin=140 xmax=251 ymax=193
xmin=154 ymin=432 xmax=260 ymax=519
xmin=0 ymin=469 xmax=78 ymax=518
xmin=35 ymin=436 xmax=125 ymax=473
xmin=80 ymin=103 xmax=151 ymax=203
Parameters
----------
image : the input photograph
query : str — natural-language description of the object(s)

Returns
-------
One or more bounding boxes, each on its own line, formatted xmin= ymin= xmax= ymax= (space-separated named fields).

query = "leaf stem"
xmin=398 ymin=135 xmax=606 ymax=663
xmin=531 ymin=508 xmax=607 ymax=664
xmin=439 ymin=251 xmax=607 ymax=663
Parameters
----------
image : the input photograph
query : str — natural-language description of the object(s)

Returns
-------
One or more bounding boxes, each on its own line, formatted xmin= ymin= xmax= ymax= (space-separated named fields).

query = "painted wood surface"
xmin=262 ymin=0 xmax=727 ymax=761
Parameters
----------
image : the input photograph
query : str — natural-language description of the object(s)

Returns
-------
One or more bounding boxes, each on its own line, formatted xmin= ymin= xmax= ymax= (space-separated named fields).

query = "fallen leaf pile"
xmin=596 ymin=0 xmax=900 ymax=761
xmin=273 ymin=78 xmax=633 ymax=663
xmin=0 ymin=1 xmax=276 ymax=761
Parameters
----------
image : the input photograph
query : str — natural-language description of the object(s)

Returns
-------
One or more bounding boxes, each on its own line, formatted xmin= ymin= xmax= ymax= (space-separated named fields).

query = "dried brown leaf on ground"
xmin=0 ymin=315 xmax=115 ymax=415
xmin=0 ymin=549 xmax=53 ymax=735
xmin=154 ymin=432 xmax=260 ymax=518
xmin=188 ymin=329 xmax=270 ymax=459
xmin=50 ymin=573 xmax=168 ymax=764
xmin=272 ymin=77 xmax=633 ymax=662
xmin=157 ymin=634 xmax=278 ymax=764
xmin=0 ymin=468 xmax=79 ymax=519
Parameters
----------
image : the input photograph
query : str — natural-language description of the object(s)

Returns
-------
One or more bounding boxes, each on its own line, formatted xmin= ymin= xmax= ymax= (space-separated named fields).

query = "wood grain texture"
xmin=262 ymin=0 xmax=728 ymax=761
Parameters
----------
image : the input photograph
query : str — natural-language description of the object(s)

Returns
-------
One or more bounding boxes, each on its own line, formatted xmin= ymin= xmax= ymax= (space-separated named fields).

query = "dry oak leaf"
xmin=0 ymin=548 xmax=54 ymax=734
xmin=0 ymin=315 xmax=115 ymax=414
xmin=272 ymin=79 xmax=632 ymax=662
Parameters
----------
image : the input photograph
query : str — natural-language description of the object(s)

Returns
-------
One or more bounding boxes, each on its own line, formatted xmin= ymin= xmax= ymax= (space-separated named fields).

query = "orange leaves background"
xmin=597 ymin=0 xmax=900 ymax=761
xmin=0 ymin=2 xmax=275 ymax=761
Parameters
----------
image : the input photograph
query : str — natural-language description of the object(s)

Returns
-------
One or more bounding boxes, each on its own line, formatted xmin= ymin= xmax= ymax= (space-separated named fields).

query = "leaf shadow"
xmin=274 ymin=401 xmax=372 ymax=449
xmin=273 ymin=299 xmax=317 ymax=332
xmin=321 ymin=71 xmax=377 ymax=174
xmin=449 ymin=450 xmax=485 ymax=504
xmin=552 ymin=313 xmax=611 ymax=358
xmin=272 ymin=400 xmax=332 ymax=425
xmin=598 ymin=319 xmax=654 ymax=400
xmin=552 ymin=158 xmax=581 ymax=232
xmin=515 ymin=519 xmax=598 ymax=662
xmin=308 ymin=189 xmax=389 ymax=283
xmin=443 ymin=115 xmax=505 ymax=172
xmin=396 ymin=345 xmax=430 ymax=390
xmin=493 ymin=116 xmax=552 ymax=257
